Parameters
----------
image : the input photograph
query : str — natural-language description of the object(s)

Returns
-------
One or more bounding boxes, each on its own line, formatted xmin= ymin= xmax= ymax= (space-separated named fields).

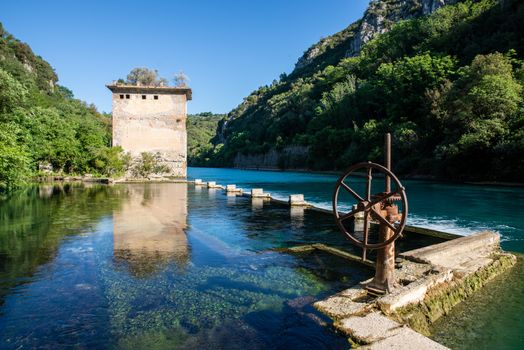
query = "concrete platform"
xmin=337 ymin=312 xmax=448 ymax=349
xmin=314 ymin=231 xmax=516 ymax=348
xmin=361 ymin=328 xmax=449 ymax=350
xmin=400 ymin=231 xmax=499 ymax=269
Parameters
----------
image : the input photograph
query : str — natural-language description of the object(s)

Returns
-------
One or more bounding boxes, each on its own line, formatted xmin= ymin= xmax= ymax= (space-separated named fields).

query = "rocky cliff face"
xmin=295 ymin=0 xmax=460 ymax=70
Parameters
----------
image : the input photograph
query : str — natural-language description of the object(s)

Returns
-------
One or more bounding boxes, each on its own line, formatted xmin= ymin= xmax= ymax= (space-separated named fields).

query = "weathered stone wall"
xmin=111 ymin=89 xmax=188 ymax=177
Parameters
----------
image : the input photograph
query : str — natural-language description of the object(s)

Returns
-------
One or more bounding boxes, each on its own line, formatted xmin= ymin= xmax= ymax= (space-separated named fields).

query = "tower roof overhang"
xmin=106 ymin=84 xmax=192 ymax=100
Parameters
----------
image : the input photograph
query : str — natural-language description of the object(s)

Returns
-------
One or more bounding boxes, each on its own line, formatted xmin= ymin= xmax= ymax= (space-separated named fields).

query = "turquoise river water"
xmin=0 ymin=167 xmax=522 ymax=349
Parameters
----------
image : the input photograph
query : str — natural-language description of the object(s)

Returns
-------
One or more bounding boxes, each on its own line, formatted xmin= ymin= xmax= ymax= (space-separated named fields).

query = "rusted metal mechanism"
xmin=332 ymin=133 xmax=408 ymax=294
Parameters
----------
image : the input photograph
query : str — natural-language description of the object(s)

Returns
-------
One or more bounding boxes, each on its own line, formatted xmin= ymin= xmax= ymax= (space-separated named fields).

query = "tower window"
xmin=142 ymin=95 xmax=146 ymax=100
xmin=125 ymin=94 xmax=130 ymax=99
xmin=119 ymin=94 xmax=124 ymax=99
xmin=154 ymin=95 xmax=158 ymax=100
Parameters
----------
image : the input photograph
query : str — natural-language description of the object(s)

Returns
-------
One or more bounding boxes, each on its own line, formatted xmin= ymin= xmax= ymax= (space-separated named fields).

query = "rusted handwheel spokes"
xmin=339 ymin=206 xmax=364 ymax=222
xmin=332 ymin=162 xmax=408 ymax=251
xmin=339 ymin=182 xmax=365 ymax=202
xmin=338 ymin=189 xmax=402 ymax=222
xmin=370 ymin=207 xmax=397 ymax=231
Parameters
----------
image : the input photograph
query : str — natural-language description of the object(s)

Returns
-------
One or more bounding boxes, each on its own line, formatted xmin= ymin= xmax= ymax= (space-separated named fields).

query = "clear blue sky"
xmin=0 ymin=0 xmax=370 ymax=114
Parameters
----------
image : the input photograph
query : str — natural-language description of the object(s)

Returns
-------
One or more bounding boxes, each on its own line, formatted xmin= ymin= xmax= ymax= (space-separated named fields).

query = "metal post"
xmin=385 ymin=133 xmax=391 ymax=193
xmin=368 ymin=207 xmax=396 ymax=293
xmin=367 ymin=133 xmax=397 ymax=294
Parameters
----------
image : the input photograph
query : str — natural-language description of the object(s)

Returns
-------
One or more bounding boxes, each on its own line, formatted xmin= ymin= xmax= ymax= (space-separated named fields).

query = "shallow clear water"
xmin=1 ymin=167 xmax=523 ymax=349
xmin=188 ymin=167 xmax=524 ymax=252
xmin=2 ymin=182 xmax=407 ymax=349
xmin=188 ymin=167 xmax=524 ymax=349
xmin=430 ymin=255 xmax=524 ymax=350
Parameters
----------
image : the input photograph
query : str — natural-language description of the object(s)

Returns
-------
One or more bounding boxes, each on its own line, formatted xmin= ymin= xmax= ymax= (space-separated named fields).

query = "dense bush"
xmin=0 ymin=123 xmax=30 ymax=192
xmin=131 ymin=152 xmax=170 ymax=178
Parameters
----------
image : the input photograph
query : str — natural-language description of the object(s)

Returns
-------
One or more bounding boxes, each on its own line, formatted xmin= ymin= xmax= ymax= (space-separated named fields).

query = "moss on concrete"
xmin=390 ymin=253 xmax=517 ymax=335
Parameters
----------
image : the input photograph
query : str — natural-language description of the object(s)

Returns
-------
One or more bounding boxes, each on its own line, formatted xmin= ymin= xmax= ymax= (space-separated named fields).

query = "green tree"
xmin=125 ymin=67 xmax=168 ymax=86
xmin=436 ymin=52 xmax=523 ymax=177
xmin=0 ymin=23 xmax=114 ymax=190
xmin=19 ymin=107 xmax=81 ymax=172
xmin=372 ymin=53 xmax=456 ymax=121
xmin=0 ymin=68 xmax=27 ymax=113
xmin=0 ymin=123 xmax=30 ymax=192
xmin=90 ymin=146 xmax=131 ymax=177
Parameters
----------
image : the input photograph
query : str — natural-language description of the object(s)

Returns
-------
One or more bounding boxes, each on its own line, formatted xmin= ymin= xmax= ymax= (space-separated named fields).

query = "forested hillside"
xmin=186 ymin=113 xmax=224 ymax=166
xmin=198 ymin=0 xmax=524 ymax=181
xmin=0 ymin=23 xmax=126 ymax=193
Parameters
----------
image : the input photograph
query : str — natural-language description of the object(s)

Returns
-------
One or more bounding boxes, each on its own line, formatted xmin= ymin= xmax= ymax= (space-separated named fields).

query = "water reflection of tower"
xmin=113 ymin=183 xmax=189 ymax=277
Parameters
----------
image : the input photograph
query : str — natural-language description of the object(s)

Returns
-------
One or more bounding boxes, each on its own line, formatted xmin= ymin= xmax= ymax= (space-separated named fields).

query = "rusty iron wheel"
xmin=332 ymin=162 xmax=408 ymax=251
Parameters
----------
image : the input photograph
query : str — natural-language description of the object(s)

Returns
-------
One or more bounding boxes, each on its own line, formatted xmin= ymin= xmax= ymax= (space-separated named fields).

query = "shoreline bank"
xmin=188 ymin=165 xmax=524 ymax=188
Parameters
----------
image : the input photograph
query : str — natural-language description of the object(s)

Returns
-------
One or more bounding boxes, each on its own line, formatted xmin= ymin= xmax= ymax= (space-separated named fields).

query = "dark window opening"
xmin=154 ymin=95 xmax=158 ymax=100
xmin=119 ymin=94 xmax=124 ymax=99
xmin=176 ymin=119 xmax=182 ymax=123
xmin=125 ymin=94 xmax=130 ymax=99
xmin=142 ymin=95 xmax=146 ymax=100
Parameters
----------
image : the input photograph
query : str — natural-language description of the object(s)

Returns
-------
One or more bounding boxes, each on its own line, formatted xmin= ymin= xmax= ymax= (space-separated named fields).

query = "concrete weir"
xmin=188 ymin=179 xmax=517 ymax=348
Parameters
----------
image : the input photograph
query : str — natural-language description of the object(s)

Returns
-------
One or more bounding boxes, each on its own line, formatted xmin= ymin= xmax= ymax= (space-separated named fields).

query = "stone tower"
xmin=107 ymin=84 xmax=192 ymax=177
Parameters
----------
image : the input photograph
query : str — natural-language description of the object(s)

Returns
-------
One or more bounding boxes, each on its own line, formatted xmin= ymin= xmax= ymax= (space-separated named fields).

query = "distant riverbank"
xmin=189 ymin=165 xmax=524 ymax=188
